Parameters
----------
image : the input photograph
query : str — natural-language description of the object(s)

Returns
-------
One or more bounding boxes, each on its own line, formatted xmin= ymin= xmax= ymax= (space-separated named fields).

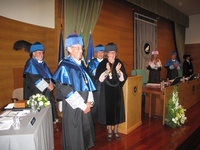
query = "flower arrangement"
xmin=165 ymin=86 xmax=187 ymax=128
xmin=27 ymin=93 xmax=50 ymax=109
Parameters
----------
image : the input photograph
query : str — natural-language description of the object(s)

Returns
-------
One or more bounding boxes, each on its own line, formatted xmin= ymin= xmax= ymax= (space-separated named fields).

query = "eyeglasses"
xmin=71 ymin=46 xmax=83 ymax=50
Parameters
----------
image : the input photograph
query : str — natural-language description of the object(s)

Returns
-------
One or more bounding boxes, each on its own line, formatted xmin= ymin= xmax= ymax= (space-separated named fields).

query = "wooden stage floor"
xmin=53 ymin=102 xmax=200 ymax=150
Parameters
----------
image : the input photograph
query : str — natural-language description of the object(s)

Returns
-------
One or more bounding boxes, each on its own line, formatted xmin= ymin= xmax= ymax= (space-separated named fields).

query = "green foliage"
xmin=27 ymin=93 xmax=50 ymax=109
xmin=165 ymin=86 xmax=186 ymax=128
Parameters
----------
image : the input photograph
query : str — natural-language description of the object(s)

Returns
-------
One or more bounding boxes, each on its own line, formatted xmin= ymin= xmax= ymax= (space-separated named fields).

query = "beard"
xmin=35 ymin=56 xmax=43 ymax=61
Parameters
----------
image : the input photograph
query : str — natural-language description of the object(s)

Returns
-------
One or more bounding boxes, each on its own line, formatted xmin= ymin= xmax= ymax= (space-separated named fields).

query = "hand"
xmin=83 ymin=102 xmax=93 ymax=114
xmin=173 ymin=63 xmax=178 ymax=67
xmin=116 ymin=62 xmax=122 ymax=73
xmin=47 ymin=83 xmax=54 ymax=91
xmin=106 ymin=62 xmax=111 ymax=72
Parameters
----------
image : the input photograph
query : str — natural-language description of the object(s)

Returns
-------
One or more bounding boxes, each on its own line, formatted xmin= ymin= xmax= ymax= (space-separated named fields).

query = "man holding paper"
xmin=23 ymin=42 xmax=58 ymax=122
xmin=53 ymin=34 xmax=96 ymax=150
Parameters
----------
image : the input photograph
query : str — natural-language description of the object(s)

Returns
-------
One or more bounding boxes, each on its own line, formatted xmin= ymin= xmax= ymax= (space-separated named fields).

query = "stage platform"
xmin=53 ymin=102 xmax=200 ymax=150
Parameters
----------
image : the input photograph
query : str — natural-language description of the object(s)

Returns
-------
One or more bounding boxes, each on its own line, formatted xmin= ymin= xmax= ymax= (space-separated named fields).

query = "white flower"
xmin=39 ymin=101 xmax=44 ymax=106
xmin=47 ymin=101 xmax=50 ymax=105
xmin=36 ymin=94 xmax=40 ymax=98
xmin=27 ymin=100 xmax=30 ymax=104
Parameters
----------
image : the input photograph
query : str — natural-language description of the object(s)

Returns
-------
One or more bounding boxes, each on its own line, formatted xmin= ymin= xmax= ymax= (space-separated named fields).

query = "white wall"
xmin=0 ymin=0 xmax=55 ymax=29
xmin=185 ymin=14 xmax=200 ymax=44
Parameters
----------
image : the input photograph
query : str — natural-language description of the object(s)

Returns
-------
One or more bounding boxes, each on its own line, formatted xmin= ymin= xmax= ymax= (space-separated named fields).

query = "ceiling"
xmin=163 ymin=0 xmax=200 ymax=16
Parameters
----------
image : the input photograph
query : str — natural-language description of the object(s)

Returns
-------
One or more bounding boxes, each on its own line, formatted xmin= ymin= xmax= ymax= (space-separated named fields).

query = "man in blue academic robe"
xmin=164 ymin=52 xmax=181 ymax=80
xmin=53 ymin=34 xmax=96 ymax=150
xmin=23 ymin=42 xmax=58 ymax=122
xmin=87 ymin=44 xmax=105 ymax=125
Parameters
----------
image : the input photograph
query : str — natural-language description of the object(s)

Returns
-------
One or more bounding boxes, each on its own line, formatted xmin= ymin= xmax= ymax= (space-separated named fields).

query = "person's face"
xmin=171 ymin=54 xmax=176 ymax=60
xmin=33 ymin=50 xmax=43 ymax=61
xmin=107 ymin=51 xmax=116 ymax=62
xmin=68 ymin=44 xmax=83 ymax=61
xmin=153 ymin=54 xmax=158 ymax=59
xmin=187 ymin=56 xmax=190 ymax=60
xmin=96 ymin=51 xmax=104 ymax=59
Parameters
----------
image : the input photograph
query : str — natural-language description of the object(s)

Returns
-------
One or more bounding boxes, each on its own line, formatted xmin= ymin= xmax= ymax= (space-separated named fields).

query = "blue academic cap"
xmin=171 ymin=52 xmax=177 ymax=56
xmin=65 ymin=34 xmax=83 ymax=49
xmin=95 ymin=44 xmax=105 ymax=52
xmin=30 ymin=42 xmax=44 ymax=54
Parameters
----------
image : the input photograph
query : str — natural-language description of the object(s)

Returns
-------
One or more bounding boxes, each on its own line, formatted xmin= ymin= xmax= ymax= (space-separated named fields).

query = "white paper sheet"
xmin=4 ymin=103 xmax=14 ymax=109
xmin=0 ymin=123 xmax=12 ymax=130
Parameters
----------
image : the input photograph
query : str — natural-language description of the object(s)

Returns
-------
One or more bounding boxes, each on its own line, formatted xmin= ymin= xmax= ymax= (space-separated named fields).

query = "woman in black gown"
xmin=95 ymin=43 xmax=127 ymax=141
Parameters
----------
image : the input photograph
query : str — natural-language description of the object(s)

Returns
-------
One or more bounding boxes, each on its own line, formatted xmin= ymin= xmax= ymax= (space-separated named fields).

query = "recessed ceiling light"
xmin=178 ymin=2 xmax=182 ymax=6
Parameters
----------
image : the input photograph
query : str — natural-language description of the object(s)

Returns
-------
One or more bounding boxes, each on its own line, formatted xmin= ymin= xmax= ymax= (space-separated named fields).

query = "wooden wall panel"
xmin=92 ymin=0 xmax=134 ymax=76
xmin=157 ymin=17 xmax=177 ymax=80
xmin=185 ymin=44 xmax=200 ymax=74
xmin=13 ymin=68 xmax=24 ymax=89
xmin=0 ymin=15 xmax=58 ymax=110
xmin=0 ymin=69 xmax=14 ymax=110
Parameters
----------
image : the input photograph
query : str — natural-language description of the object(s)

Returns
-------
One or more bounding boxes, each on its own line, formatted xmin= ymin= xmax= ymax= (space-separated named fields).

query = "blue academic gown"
xmin=164 ymin=59 xmax=181 ymax=79
xmin=87 ymin=58 xmax=100 ymax=76
xmin=23 ymin=57 xmax=58 ymax=121
xmin=53 ymin=56 xmax=96 ymax=150
xmin=87 ymin=58 xmax=104 ymax=125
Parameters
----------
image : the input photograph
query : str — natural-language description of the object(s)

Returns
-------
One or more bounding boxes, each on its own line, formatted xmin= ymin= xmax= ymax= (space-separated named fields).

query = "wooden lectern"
xmin=118 ymin=75 xmax=143 ymax=134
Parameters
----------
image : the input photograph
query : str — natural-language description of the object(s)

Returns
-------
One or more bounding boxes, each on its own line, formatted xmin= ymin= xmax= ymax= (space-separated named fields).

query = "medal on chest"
xmin=109 ymin=72 xmax=112 ymax=79
xmin=83 ymin=73 xmax=88 ymax=84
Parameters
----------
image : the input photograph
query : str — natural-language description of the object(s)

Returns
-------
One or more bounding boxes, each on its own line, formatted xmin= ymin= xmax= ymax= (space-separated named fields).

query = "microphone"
xmin=122 ymin=61 xmax=137 ymax=76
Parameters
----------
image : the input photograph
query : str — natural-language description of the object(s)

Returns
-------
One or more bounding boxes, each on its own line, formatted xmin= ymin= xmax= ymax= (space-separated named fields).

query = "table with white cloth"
xmin=0 ymin=104 xmax=54 ymax=150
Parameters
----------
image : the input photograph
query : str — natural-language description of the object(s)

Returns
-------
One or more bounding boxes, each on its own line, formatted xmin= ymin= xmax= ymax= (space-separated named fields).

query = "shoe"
xmin=107 ymin=133 xmax=112 ymax=141
xmin=112 ymin=130 xmax=121 ymax=140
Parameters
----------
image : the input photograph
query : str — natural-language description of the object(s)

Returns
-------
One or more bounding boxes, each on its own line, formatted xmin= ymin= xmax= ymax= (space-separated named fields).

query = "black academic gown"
xmin=147 ymin=65 xmax=161 ymax=83
xmin=53 ymin=56 xmax=96 ymax=150
xmin=183 ymin=60 xmax=193 ymax=77
xmin=95 ymin=58 xmax=127 ymax=126
xmin=56 ymin=83 xmax=95 ymax=150
xmin=165 ymin=67 xmax=178 ymax=80
xmin=23 ymin=59 xmax=58 ymax=121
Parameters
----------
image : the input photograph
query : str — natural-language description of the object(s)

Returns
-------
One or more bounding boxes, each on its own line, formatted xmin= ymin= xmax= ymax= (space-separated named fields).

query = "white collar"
xmin=97 ymin=58 xmax=103 ymax=62
xmin=38 ymin=60 xmax=43 ymax=63
xmin=171 ymin=59 xmax=175 ymax=62
xmin=74 ymin=59 xmax=81 ymax=65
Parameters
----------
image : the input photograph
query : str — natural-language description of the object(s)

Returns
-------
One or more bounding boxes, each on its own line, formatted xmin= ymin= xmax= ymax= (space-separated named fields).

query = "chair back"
xmin=131 ymin=69 xmax=148 ymax=85
xmin=178 ymin=69 xmax=183 ymax=77
xmin=12 ymin=88 xmax=23 ymax=100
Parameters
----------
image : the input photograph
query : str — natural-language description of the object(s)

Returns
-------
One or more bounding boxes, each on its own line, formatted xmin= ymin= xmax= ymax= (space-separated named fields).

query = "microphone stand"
xmin=123 ymin=61 xmax=137 ymax=76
